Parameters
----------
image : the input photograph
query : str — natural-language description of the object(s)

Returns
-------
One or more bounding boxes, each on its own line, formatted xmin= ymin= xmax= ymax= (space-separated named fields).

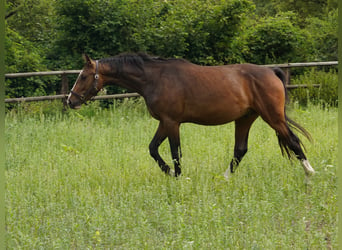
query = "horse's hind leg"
xmin=225 ymin=113 xmax=258 ymax=179
xmin=260 ymin=110 xmax=315 ymax=176
xmin=275 ymin=123 xmax=315 ymax=176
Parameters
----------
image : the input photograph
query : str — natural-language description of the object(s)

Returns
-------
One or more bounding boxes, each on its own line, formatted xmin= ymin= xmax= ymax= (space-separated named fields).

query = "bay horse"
xmin=67 ymin=53 xmax=315 ymax=179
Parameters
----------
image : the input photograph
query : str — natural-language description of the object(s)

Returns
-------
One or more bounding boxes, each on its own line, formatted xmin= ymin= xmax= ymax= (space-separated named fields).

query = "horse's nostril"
xmin=67 ymin=100 xmax=74 ymax=108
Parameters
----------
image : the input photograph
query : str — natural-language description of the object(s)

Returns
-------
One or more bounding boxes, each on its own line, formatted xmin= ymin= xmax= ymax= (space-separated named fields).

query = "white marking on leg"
xmin=168 ymin=169 xmax=175 ymax=177
xmin=224 ymin=168 xmax=230 ymax=181
xmin=172 ymin=158 xmax=180 ymax=165
xmin=301 ymin=159 xmax=315 ymax=176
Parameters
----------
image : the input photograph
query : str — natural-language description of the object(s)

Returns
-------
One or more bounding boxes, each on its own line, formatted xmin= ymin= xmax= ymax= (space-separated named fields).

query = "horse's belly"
xmin=181 ymin=78 xmax=252 ymax=125
xmin=184 ymin=104 xmax=248 ymax=125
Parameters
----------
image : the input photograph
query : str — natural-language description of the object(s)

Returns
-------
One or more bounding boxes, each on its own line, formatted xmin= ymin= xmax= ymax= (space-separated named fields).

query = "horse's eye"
xmin=80 ymin=75 xmax=87 ymax=80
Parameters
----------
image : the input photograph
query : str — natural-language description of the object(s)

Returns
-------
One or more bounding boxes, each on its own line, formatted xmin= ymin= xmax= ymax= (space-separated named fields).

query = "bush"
xmin=289 ymin=69 xmax=338 ymax=107
xmin=52 ymin=0 xmax=255 ymax=66
xmin=305 ymin=9 xmax=338 ymax=61
xmin=6 ymin=0 xmax=337 ymax=99
xmin=239 ymin=12 xmax=314 ymax=64
xmin=5 ymin=25 xmax=60 ymax=98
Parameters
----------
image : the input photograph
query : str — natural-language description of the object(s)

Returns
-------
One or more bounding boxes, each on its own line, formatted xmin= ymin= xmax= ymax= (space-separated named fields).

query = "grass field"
xmin=5 ymin=99 xmax=337 ymax=249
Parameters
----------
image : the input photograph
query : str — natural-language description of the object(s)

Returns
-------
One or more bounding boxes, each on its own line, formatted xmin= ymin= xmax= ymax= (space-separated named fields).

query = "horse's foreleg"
xmin=225 ymin=114 xmax=258 ymax=180
xmin=167 ymin=122 xmax=182 ymax=177
xmin=149 ymin=122 xmax=171 ymax=175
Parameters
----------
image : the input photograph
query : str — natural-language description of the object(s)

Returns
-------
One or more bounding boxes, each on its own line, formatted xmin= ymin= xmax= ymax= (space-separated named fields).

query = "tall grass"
xmin=6 ymin=100 xmax=337 ymax=249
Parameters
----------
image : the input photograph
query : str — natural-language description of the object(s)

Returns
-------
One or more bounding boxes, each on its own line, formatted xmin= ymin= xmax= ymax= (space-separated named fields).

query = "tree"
xmin=305 ymin=9 xmax=338 ymax=61
xmin=252 ymin=0 xmax=338 ymax=19
xmin=239 ymin=12 xmax=314 ymax=64
xmin=6 ymin=0 xmax=55 ymax=45
xmin=52 ymin=0 xmax=255 ymax=66
xmin=5 ymin=0 xmax=58 ymax=98
xmin=5 ymin=24 xmax=54 ymax=98
xmin=5 ymin=0 xmax=338 ymax=99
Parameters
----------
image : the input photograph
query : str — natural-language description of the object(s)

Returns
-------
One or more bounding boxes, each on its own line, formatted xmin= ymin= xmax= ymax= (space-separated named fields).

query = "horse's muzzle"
xmin=67 ymin=97 xmax=81 ymax=109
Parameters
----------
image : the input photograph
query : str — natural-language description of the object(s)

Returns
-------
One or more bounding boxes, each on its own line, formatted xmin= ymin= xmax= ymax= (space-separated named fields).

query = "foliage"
xmin=5 ymin=0 xmax=58 ymax=98
xmin=239 ymin=12 xmax=314 ymax=64
xmin=5 ymin=102 xmax=337 ymax=248
xmin=252 ymin=0 xmax=338 ymax=18
xmin=52 ymin=0 xmax=254 ymax=67
xmin=273 ymin=0 xmax=337 ymax=19
xmin=289 ymin=69 xmax=338 ymax=107
xmin=5 ymin=24 xmax=59 ymax=98
xmin=5 ymin=0 xmax=338 ymax=98
xmin=305 ymin=9 xmax=338 ymax=61
xmin=142 ymin=0 xmax=255 ymax=64
xmin=6 ymin=0 xmax=55 ymax=44
xmin=51 ymin=0 xmax=119 ymax=68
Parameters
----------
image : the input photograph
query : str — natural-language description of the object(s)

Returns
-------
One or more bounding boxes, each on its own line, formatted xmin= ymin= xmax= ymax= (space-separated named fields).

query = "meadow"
xmin=5 ymin=99 xmax=337 ymax=249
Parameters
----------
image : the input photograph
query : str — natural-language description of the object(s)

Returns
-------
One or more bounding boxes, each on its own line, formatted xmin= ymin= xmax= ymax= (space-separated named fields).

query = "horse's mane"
xmin=99 ymin=53 xmax=188 ymax=74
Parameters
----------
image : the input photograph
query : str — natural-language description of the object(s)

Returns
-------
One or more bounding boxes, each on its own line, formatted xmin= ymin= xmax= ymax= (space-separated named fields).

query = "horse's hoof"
xmin=302 ymin=160 xmax=315 ymax=176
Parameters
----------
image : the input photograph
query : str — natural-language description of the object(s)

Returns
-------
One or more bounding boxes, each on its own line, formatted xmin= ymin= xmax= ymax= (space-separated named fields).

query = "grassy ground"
xmin=5 ymin=99 xmax=337 ymax=249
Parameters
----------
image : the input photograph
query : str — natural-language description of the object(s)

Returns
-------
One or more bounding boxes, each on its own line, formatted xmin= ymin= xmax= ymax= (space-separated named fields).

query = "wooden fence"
xmin=4 ymin=61 xmax=338 ymax=104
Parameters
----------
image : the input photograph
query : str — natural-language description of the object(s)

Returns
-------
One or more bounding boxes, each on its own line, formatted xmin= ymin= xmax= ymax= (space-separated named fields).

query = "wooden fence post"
xmin=283 ymin=68 xmax=291 ymax=86
xmin=60 ymin=74 xmax=69 ymax=111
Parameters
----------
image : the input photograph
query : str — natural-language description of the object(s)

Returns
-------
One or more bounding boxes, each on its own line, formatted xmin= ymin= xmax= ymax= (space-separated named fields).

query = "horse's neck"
xmin=101 ymin=63 xmax=147 ymax=95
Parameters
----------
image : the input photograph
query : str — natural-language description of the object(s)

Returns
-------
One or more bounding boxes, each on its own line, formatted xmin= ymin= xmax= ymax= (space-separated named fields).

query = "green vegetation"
xmin=5 ymin=0 xmax=338 ymax=98
xmin=6 ymin=100 xmax=337 ymax=248
xmin=5 ymin=0 xmax=337 ymax=248
xmin=290 ymin=68 xmax=338 ymax=107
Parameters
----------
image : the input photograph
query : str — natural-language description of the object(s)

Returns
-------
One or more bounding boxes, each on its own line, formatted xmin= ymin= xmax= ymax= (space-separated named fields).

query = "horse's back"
xmin=145 ymin=62 xmax=285 ymax=125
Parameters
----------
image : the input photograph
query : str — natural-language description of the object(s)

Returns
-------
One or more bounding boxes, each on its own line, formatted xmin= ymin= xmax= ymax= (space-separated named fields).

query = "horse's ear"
xmin=82 ymin=54 xmax=92 ymax=65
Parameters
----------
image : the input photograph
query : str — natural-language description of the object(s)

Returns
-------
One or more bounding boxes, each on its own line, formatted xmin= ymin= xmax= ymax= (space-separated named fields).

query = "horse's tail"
xmin=272 ymin=67 xmax=312 ymax=158
xmin=273 ymin=67 xmax=288 ymax=102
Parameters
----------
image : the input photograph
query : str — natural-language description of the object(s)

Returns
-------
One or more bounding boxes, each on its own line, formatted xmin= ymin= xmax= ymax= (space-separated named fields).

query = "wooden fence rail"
xmin=5 ymin=93 xmax=141 ymax=104
xmin=4 ymin=61 xmax=338 ymax=104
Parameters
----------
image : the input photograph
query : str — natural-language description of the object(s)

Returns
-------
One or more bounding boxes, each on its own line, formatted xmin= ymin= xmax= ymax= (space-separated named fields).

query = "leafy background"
xmin=5 ymin=0 xmax=338 ymax=100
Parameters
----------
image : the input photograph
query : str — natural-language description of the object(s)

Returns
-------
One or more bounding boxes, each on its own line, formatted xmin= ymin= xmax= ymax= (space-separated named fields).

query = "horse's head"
xmin=67 ymin=54 xmax=103 ymax=109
